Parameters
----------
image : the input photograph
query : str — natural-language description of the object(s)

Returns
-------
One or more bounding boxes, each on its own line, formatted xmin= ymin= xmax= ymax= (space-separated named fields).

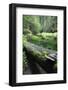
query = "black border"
xmin=9 ymin=3 xmax=66 ymax=86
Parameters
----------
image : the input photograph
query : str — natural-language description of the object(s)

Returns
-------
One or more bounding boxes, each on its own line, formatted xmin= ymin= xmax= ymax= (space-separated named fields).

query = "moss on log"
xmin=23 ymin=41 xmax=57 ymax=73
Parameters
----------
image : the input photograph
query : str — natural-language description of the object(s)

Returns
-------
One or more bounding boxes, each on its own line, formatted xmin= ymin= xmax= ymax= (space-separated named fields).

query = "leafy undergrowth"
xmin=23 ymin=32 xmax=57 ymax=51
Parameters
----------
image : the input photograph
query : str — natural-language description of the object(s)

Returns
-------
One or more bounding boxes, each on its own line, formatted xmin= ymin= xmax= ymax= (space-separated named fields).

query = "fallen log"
xmin=23 ymin=41 xmax=57 ymax=73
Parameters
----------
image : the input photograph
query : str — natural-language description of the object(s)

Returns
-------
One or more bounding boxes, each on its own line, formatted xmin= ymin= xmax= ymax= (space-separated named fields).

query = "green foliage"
xmin=23 ymin=15 xmax=42 ymax=34
xmin=23 ymin=15 xmax=33 ymax=29
xmin=23 ymin=15 xmax=57 ymax=34
xmin=32 ymin=21 xmax=41 ymax=34
xmin=24 ymin=32 xmax=57 ymax=51
xmin=23 ymin=15 xmax=57 ymax=74
xmin=23 ymin=29 xmax=32 ymax=35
